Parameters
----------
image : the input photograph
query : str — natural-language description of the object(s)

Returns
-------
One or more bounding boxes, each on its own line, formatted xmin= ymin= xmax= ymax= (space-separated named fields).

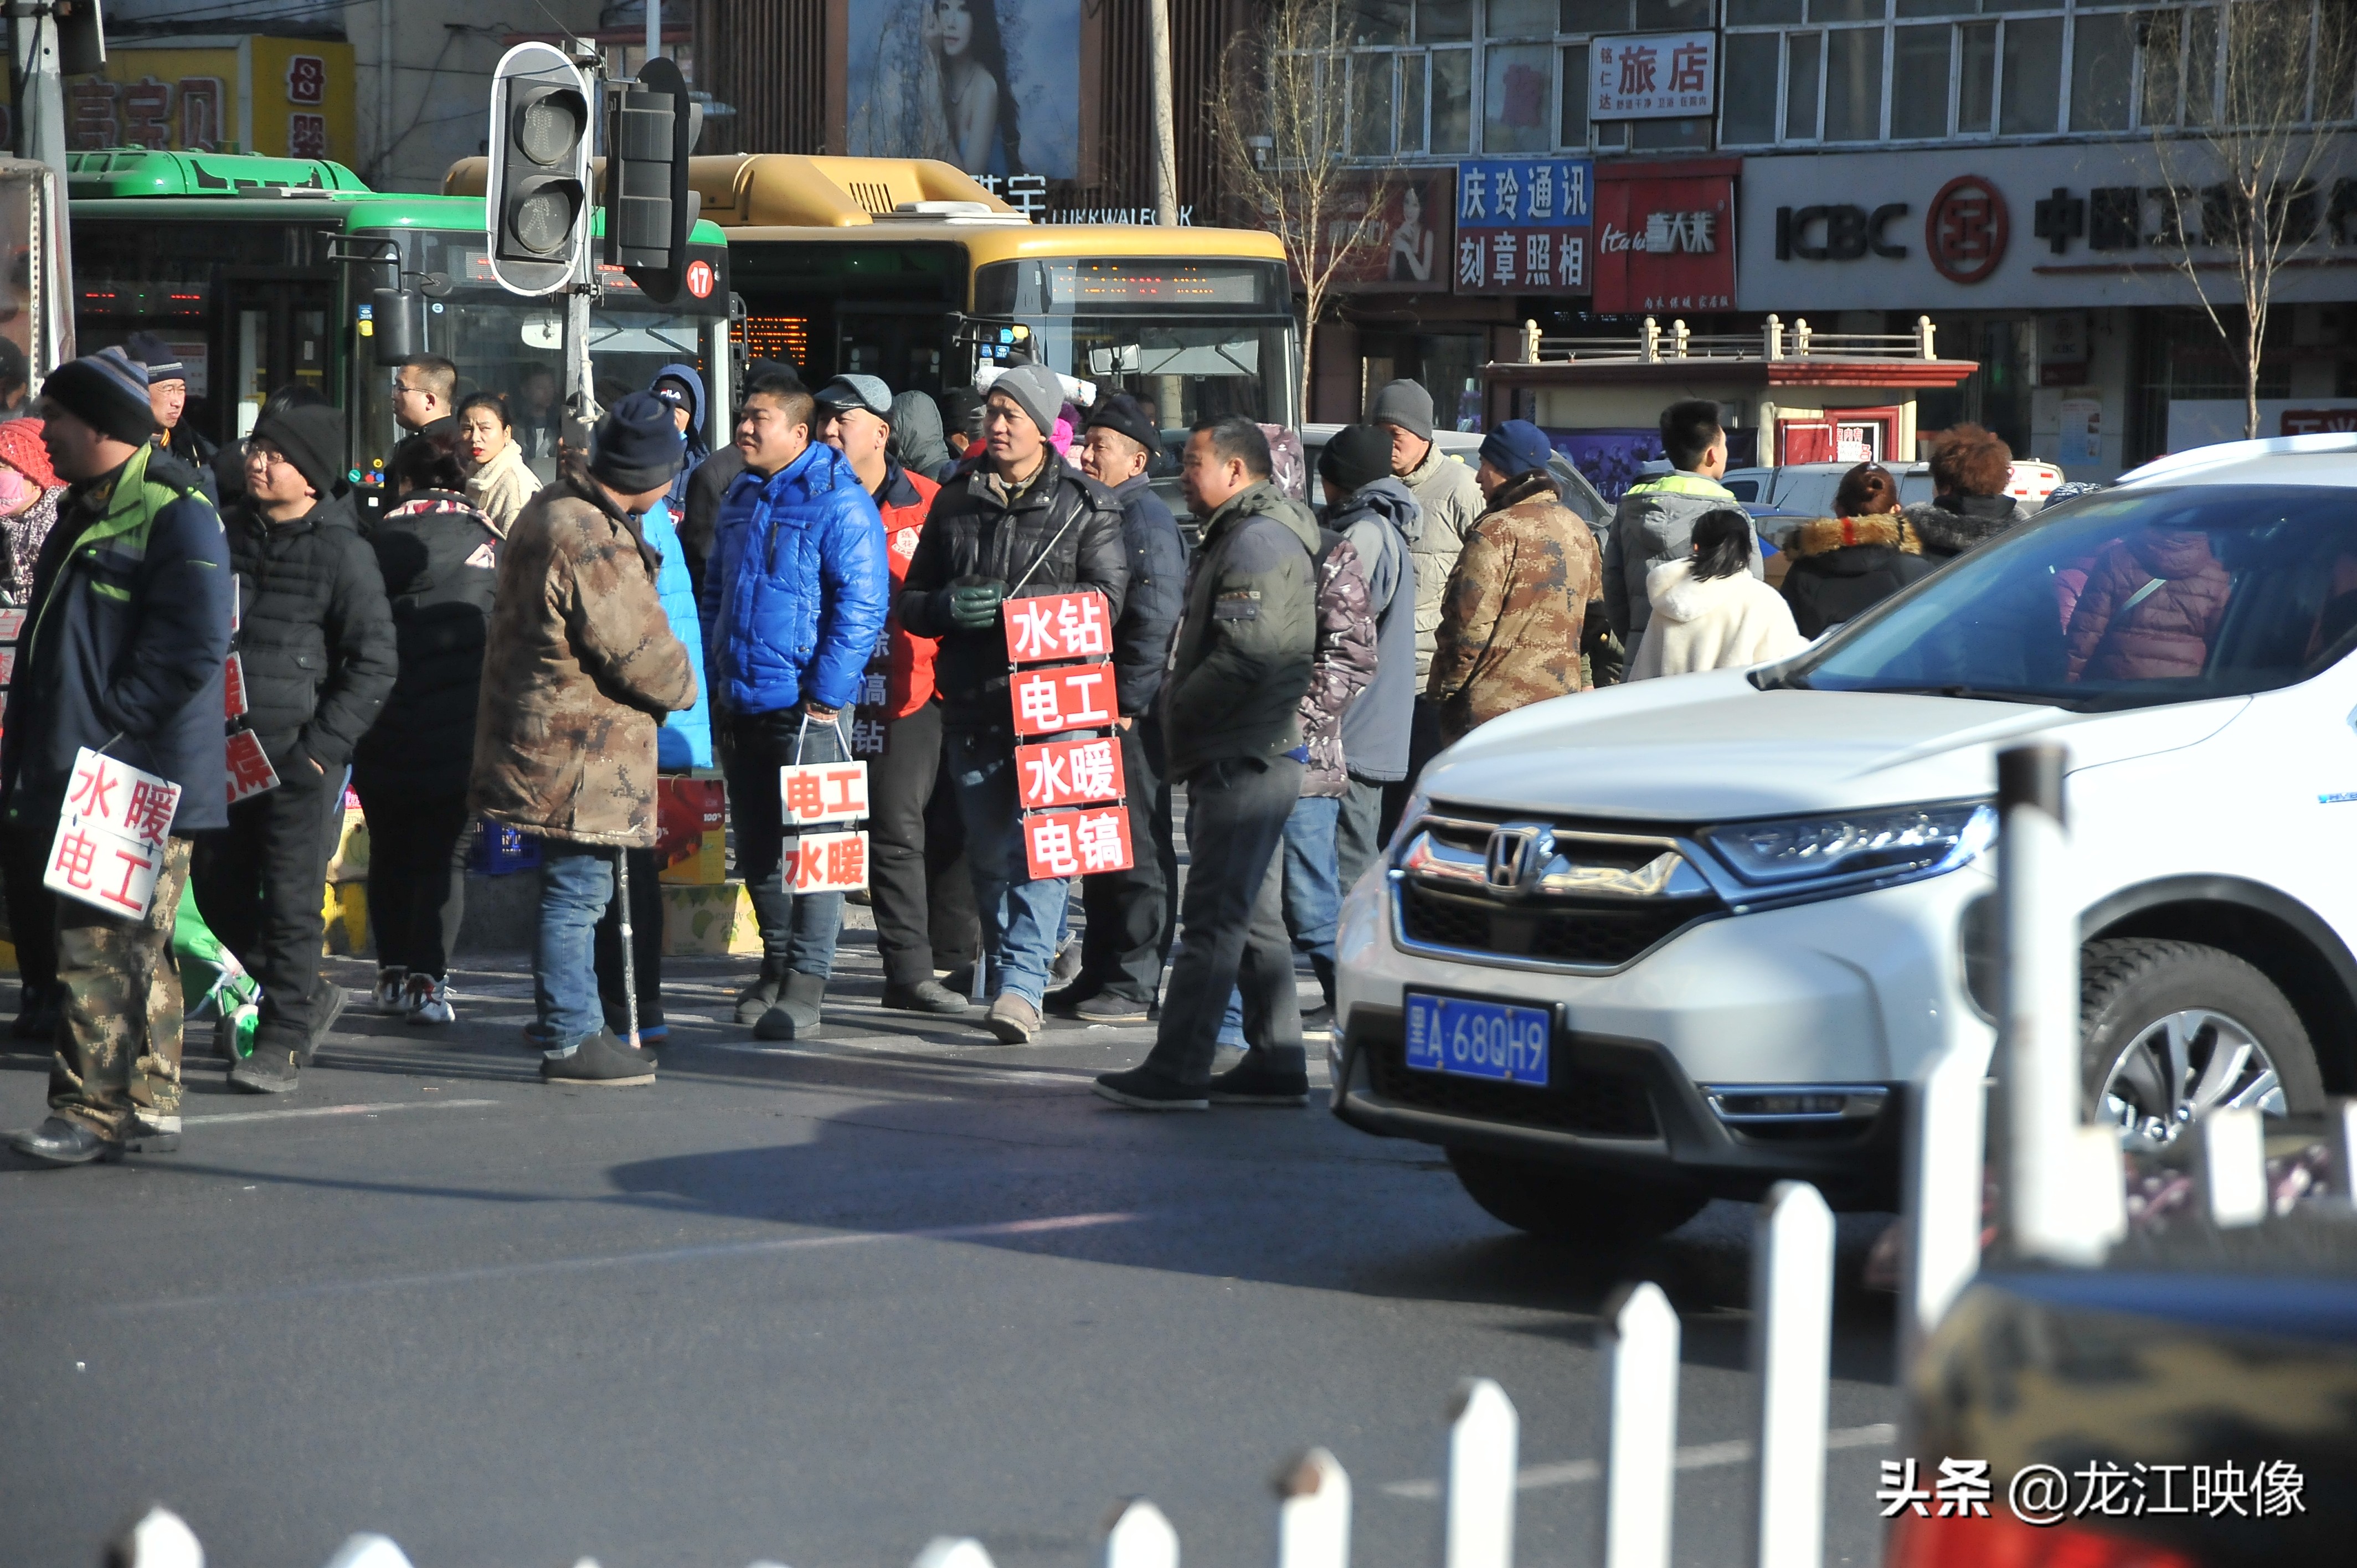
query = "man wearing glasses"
xmin=390 ymin=354 xmax=460 ymax=440
xmin=197 ymin=403 xmax=395 ymax=1094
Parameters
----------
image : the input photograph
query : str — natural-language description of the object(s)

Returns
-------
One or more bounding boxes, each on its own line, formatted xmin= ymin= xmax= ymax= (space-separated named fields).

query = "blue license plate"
xmin=1403 ymin=993 xmax=1551 ymax=1086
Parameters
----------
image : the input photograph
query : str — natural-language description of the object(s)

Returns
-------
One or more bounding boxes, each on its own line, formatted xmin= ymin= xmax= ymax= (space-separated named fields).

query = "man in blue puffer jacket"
xmin=703 ymin=372 xmax=889 ymax=1040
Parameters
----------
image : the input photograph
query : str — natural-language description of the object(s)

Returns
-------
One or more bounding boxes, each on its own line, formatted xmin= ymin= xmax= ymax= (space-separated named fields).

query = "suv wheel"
xmin=2079 ymin=938 xmax=2323 ymax=1152
xmin=1445 ymin=1148 xmax=1708 ymax=1244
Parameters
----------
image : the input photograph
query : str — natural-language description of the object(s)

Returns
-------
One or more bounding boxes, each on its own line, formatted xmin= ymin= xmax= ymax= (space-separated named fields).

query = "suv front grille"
xmin=1365 ymin=1033 xmax=1658 ymax=1138
xmin=1391 ymin=810 xmax=1725 ymax=972
xmin=1399 ymin=884 xmax=1706 ymax=967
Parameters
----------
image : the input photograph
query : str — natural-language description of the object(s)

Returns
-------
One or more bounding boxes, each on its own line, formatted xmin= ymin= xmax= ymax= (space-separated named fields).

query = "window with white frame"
xmin=1325 ymin=0 xmax=1717 ymax=163
xmin=1720 ymin=1 xmax=2357 ymax=150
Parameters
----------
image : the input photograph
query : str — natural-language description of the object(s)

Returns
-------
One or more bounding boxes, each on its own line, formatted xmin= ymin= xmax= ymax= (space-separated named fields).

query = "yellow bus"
xmin=451 ymin=153 xmax=1299 ymax=435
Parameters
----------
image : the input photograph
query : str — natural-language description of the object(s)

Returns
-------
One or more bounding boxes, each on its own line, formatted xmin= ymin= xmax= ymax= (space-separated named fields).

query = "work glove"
xmin=949 ymin=577 xmax=1007 ymax=630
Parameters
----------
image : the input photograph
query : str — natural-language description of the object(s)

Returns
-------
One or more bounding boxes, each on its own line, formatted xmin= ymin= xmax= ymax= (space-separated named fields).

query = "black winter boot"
xmin=735 ymin=960 xmax=787 ymax=1025
xmin=754 ymin=970 xmax=827 ymax=1040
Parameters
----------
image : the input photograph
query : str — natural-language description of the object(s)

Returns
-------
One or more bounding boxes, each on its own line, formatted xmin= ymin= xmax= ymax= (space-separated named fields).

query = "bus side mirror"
xmin=371 ymin=287 xmax=416 ymax=365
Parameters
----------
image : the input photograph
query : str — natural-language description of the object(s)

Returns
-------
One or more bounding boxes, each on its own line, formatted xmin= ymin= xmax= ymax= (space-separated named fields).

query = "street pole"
xmin=1147 ymin=0 xmax=1176 ymax=227
xmin=12 ymin=4 xmax=67 ymax=180
xmin=379 ymin=0 xmax=396 ymax=182
xmin=646 ymin=0 xmax=661 ymax=62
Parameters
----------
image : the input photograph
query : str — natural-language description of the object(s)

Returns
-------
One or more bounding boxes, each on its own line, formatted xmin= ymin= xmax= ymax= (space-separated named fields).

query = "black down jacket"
xmin=353 ymin=489 xmax=501 ymax=797
xmin=1777 ymin=515 xmax=1938 ymax=639
xmin=222 ymin=492 xmax=398 ymax=776
xmin=899 ymin=460 xmax=1130 ymax=731
xmin=1100 ymin=471 xmax=1188 ymax=718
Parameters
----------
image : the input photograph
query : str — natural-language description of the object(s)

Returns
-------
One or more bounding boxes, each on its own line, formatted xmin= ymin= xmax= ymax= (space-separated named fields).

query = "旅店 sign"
xmin=1591 ymin=32 xmax=1716 ymax=121
xmin=1455 ymin=158 xmax=1594 ymax=296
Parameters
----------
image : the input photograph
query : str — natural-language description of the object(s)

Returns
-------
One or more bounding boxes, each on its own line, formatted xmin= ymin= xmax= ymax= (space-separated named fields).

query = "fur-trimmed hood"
xmin=1790 ymin=514 xmax=1921 ymax=558
xmin=1904 ymin=493 xmax=2029 ymax=558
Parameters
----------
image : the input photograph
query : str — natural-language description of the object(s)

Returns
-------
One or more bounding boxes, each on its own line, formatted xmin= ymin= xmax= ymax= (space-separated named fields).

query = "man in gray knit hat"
xmin=898 ymin=363 xmax=1128 ymax=1043
xmin=1367 ymin=379 xmax=1481 ymax=831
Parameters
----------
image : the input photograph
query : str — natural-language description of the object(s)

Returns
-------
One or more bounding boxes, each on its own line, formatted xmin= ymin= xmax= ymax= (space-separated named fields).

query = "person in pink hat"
xmin=0 ymin=417 xmax=64 ymax=604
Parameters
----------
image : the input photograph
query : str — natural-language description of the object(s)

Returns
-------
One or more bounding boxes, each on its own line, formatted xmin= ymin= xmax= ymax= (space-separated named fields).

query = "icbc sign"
xmin=1926 ymin=175 xmax=2008 ymax=285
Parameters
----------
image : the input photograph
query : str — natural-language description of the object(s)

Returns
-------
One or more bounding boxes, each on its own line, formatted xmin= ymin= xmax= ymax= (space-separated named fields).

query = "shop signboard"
xmin=1306 ymin=169 xmax=1457 ymax=293
xmin=65 ymin=38 xmax=356 ymax=162
xmin=1738 ymin=138 xmax=2357 ymax=312
xmin=1590 ymin=32 xmax=1715 ymax=121
xmin=1454 ymin=157 xmax=1593 ymax=296
xmin=1592 ymin=161 xmax=1737 ymax=314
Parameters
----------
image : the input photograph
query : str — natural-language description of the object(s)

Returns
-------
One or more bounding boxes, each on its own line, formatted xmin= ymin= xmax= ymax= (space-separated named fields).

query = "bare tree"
xmin=2148 ymin=1 xmax=2356 ymax=439
xmin=1211 ymin=0 xmax=1393 ymax=417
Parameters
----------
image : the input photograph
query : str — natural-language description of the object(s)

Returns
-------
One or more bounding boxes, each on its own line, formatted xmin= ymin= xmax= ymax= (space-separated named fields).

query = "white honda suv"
xmin=1333 ymin=434 xmax=2357 ymax=1242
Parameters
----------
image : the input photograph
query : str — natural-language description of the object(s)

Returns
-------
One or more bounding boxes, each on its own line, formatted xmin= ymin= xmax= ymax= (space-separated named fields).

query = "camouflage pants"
xmin=48 ymin=836 xmax=193 ymax=1142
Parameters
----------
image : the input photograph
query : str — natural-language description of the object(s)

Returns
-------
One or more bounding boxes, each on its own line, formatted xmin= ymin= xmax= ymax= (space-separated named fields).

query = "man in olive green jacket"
xmin=1095 ymin=417 xmax=1318 ymax=1111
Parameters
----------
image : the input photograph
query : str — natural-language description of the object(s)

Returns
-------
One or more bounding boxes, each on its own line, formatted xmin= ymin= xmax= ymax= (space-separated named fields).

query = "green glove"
xmin=950 ymin=579 xmax=1006 ymax=630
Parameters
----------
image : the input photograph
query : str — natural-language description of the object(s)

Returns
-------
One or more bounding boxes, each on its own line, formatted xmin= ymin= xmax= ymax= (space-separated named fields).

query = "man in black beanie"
xmin=196 ymin=400 xmax=397 ymax=1093
xmin=1 ymin=349 xmax=230 ymax=1166
xmin=125 ymin=331 xmax=218 ymax=504
xmin=472 ymin=392 xmax=697 ymax=1086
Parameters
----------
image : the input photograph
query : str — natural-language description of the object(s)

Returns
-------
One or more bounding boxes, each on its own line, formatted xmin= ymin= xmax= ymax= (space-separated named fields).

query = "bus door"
xmin=834 ymin=307 xmax=946 ymax=400
xmin=220 ymin=272 xmax=334 ymax=441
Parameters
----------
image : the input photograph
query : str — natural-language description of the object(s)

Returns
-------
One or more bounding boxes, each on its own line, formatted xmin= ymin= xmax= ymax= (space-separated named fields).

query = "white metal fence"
xmin=111 ymin=746 xmax=2356 ymax=1568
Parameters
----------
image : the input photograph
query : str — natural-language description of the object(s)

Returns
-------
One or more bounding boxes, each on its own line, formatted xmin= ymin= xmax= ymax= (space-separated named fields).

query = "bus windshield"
xmin=972 ymin=257 xmax=1296 ymax=431
xmin=348 ymin=230 xmax=728 ymax=484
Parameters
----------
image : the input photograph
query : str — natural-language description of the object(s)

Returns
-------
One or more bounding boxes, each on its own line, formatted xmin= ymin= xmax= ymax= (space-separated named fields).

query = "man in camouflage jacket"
xmin=471 ymin=396 xmax=697 ymax=1086
xmin=1280 ymin=524 xmax=1377 ymax=1014
xmin=1428 ymin=421 xmax=1602 ymax=746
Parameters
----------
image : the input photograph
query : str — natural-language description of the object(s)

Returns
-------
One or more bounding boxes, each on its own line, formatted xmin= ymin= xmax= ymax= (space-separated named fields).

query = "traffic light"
xmin=604 ymin=55 xmax=703 ymax=302
xmin=53 ymin=0 xmax=106 ymax=78
xmin=486 ymin=42 xmax=592 ymax=296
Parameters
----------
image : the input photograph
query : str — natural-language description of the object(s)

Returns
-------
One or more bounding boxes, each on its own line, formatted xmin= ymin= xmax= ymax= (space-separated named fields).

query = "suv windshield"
xmin=1791 ymin=484 xmax=2357 ymax=710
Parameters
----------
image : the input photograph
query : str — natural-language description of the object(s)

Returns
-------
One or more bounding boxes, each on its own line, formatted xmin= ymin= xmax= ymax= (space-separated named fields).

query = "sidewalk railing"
xmin=1516 ymin=313 xmax=1942 ymax=366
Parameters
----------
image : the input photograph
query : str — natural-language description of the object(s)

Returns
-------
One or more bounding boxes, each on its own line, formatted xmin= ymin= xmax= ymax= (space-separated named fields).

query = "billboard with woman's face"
xmin=848 ymin=0 xmax=1081 ymax=180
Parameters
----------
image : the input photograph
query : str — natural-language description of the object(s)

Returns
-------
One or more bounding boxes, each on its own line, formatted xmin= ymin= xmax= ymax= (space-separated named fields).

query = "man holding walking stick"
xmin=471 ymin=394 xmax=697 ymax=1086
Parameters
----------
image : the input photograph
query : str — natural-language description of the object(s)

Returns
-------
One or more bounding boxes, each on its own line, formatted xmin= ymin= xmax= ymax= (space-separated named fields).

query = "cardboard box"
xmin=662 ymin=880 xmax=760 ymax=956
xmin=657 ymin=777 xmax=727 ymax=885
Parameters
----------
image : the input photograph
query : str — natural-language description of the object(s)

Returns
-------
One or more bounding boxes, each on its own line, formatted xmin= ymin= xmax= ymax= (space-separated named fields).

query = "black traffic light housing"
xmin=53 ymin=0 xmax=105 ymax=77
xmin=603 ymin=56 xmax=703 ymax=303
xmin=487 ymin=43 xmax=592 ymax=296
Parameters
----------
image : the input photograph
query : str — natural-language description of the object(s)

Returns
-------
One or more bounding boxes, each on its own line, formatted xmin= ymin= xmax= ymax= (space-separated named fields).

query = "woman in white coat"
xmin=1629 ymin=507 xmax=1809 ymax=680
xmin=458 ymin=391 xmax=542 ymax=538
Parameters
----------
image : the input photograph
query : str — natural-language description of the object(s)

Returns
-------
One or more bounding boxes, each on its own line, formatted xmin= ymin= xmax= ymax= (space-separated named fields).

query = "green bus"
xmin=66 ymin=149 xmax=733 ymax=506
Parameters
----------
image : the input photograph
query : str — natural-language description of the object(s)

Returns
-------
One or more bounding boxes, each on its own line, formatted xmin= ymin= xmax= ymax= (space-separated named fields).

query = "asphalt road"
xmin=0 ymin=917 xmax=1903 ymax=1568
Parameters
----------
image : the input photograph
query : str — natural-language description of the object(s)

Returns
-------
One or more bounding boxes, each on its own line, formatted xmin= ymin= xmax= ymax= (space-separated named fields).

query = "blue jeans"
xmin=535 ymin=840 xmax=614 ymax=1053
xmin=718 ymin=707 xmax=848 ymax=977
xmin=948 ymin=728 xmax=1072 ymax=1008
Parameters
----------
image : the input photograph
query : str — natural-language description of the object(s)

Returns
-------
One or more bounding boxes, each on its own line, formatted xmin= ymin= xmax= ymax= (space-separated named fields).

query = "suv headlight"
xmin=1700 ymin=801 xmax=1994 ymax=893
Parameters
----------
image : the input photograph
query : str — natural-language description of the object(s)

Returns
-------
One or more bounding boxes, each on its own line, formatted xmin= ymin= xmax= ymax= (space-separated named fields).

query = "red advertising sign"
xmin=1286 ymin=170 xmax=1456 ymax=293
xmin=1011 ymin=662 xmax=1117 ymax=737
xmin=786 ymin=829 xmax=869 ymax=893
xmin=223 ymin=651 xmax=246 ymax=718
xmin=1023 ymin=806 xmax=1134 ymax=879
xmin=1003 ymin=589 xmax=1112 ymax=665
xmin=225 ymin=729 xmax=279 ymax=803
xmin=780 ymin=761 xmax=870 ymax=827
xmin=1593 ymin=162 xmax=1739 ymax=314
xmin=2283 ymin=409 xmax=2357 ymax=436
xmin=1017 ymin=734 xmax=1125 ymax=811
